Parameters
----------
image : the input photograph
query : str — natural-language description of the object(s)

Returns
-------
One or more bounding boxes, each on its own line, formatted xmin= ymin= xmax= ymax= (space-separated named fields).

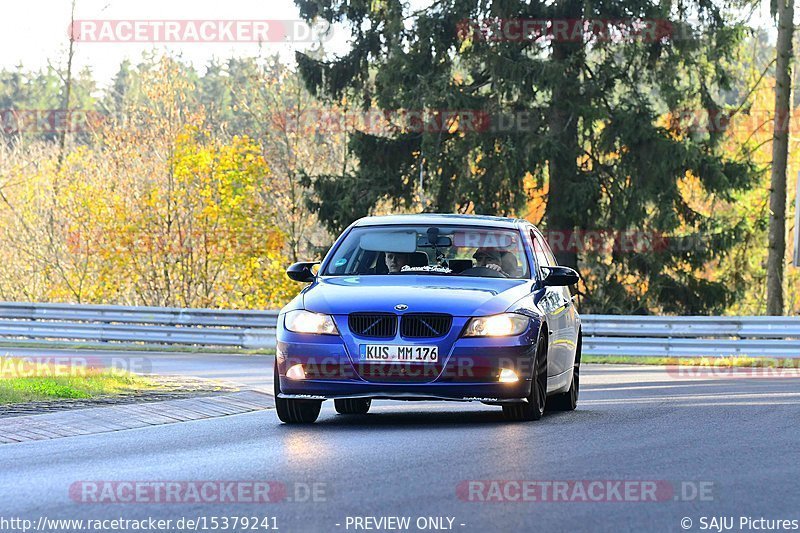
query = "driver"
xmin=472 ymin=248 xmax=506 ymax=274
xmin=385 ymin=252 xmax=412 ymax=273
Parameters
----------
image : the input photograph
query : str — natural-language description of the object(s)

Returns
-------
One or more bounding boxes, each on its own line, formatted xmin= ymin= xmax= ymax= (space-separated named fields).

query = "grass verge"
xmin=0 ymin=357 xmax=159 ymax=404
xmin=583 ymin=355 xmax=796 ymax=367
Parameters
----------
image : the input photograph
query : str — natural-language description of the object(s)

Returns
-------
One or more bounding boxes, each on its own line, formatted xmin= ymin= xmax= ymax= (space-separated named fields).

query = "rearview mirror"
xmin=417 ymin=235 xmax=453 ymax=248
xmin=541 ymin=266 xmax=580 ymax=287
xmin=286 ymin=262 xmax=319 ymax=283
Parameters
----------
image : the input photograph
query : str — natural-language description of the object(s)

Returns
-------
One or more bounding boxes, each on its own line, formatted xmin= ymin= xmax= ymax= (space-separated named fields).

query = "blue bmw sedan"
xmin=275 ymin=214 xmax=582 ymax=423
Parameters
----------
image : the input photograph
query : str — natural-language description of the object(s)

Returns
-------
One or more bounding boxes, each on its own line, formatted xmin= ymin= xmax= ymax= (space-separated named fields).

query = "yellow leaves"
xmin=369 ymin=0 xmax=386 ymax=14
xmin=121 ymin=126 xmax=287 ymax=307
xmin=676 ymin=170 xmax=713 ymax=217
xmin=0 ymin=106 xmax=294 ymax=309
xmin=447 ymin=116 xmax=460 ymax=134
xmin=522 ymin=171 xmax=547 ymax=224
xmin=0 ymin=55 xmax=341 ymax=311
xmin=467 ymin=149 xmax=486 ymax=178
xmin=458 ymin=28 xmax=475 ymax=54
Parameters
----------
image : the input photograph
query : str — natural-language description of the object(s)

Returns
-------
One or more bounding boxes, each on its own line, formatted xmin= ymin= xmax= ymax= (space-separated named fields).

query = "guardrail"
xmin=583 ymin=315 xmax=800 ymax=357
xmin=0 ymin=302 xmax=277 ymax=349
xmin=0 ymin=302 xmax=797 ymax=357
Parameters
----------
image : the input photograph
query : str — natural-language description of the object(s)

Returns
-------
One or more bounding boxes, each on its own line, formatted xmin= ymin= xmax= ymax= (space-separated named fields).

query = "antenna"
xmin=418 ymin=151 xmax=427 ymax=210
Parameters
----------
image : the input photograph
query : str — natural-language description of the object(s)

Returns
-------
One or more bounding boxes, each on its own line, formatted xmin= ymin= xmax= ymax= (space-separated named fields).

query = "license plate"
xmin=360 ymin=345 xmax=439 ymax=363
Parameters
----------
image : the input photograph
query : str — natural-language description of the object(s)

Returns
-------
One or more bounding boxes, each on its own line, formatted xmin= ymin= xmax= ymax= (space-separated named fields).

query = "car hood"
xmin=302 ymin=275 xmax=533 ymax=316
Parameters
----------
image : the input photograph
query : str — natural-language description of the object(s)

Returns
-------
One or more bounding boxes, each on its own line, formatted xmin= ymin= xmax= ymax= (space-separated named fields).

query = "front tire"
xmin=274 ymin=361 xmax=322 ymax=424
xmin=548 ymin=332 xmax=581 ymax=412
xmin=503 ymin=334 xmax=547 ymax=422
xmin=334 ymin=398 xmax=371 ymax=415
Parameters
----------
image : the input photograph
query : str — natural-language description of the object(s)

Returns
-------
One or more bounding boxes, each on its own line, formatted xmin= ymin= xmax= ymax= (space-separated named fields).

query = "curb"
xmin=0 ymin=391 xmax=274 ymax=444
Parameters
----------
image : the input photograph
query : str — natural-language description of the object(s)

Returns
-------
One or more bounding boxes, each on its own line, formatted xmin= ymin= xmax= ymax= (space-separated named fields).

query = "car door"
xmin=529 ymin=229 xmax=576 ymax=378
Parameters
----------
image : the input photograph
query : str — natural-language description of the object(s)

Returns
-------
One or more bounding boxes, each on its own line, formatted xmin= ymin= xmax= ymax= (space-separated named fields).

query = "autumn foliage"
xmin=0 ymin=59 xmax=299 ymax=309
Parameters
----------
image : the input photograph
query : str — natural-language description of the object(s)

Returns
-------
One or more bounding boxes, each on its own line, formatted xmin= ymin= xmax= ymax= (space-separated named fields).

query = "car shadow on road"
xmin=278 ymin=405 xmax=602 ymax=430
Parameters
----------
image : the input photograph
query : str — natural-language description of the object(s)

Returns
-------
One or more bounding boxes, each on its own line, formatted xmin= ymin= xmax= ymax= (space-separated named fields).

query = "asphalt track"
xmin=1 ymin=347 xmax=799 ymax=533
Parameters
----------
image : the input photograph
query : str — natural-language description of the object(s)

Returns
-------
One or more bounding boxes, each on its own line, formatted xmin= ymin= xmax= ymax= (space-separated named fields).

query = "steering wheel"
xmin=458 ymin=266 xmax=509 ymax=278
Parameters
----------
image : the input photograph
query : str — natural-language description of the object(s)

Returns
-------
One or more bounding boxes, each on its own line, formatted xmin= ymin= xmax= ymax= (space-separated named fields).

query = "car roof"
xmin=352 ymin=213 xmax=530 ymax=230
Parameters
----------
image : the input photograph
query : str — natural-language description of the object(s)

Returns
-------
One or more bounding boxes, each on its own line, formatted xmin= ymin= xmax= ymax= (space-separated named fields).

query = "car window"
xmin=323 ymin=225 xmax=530 ymax=279
xmin=530 ymin=230 xmax=551 ymax=272
xmin=534 ymin=230 xmax=558 ymax=266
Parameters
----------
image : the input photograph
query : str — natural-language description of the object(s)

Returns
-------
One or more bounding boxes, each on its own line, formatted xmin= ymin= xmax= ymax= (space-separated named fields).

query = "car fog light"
xmin=499 ymin=368 xmax=519 ymax=383
xmin=286 ymin=364 xmax=306 ymax=380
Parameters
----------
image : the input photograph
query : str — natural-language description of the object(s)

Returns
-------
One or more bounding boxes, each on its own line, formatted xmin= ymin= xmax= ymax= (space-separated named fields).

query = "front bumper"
xmin=276 ymin=324 xmax=539 ymax=403
xmin=277 ymin=387 xmax=531 ymax=404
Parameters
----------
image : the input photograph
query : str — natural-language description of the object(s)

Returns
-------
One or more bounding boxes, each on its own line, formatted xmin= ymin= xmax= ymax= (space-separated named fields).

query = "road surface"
xmin=1 ymin=348 xmax=799 ymax=532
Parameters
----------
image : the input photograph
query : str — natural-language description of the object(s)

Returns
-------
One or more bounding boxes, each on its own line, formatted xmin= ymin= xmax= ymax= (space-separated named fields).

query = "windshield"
xmin=323 ymin=225 xmax=530 ymax=279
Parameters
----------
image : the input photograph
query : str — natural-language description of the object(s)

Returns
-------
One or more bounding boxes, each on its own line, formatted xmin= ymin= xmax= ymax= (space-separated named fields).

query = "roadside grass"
xmin=0 ymin=357 xmax=159 ymax=404
xmin=583 ymin=355 xmax=796 ymax=367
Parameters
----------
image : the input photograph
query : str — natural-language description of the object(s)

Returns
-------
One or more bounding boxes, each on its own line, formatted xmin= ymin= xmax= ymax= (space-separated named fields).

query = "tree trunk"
xmin=766 ymin=0 xmax=794 ymax=315
xmin=58 ymin=0 xmax=77 ymax=171
xmin=545 ymin=0 xmax=584 ymax=270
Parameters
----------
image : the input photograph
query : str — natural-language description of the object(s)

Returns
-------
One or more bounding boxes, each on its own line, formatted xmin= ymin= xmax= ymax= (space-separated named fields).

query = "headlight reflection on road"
xmin=280 ymin=431 xmax=333 ymax=466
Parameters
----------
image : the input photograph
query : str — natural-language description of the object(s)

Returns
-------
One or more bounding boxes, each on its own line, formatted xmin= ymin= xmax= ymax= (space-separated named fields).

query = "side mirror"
xmin=541 ymin=266 xmax=580 ymax=287
xmin=286 ymin=262 xmax=319 ymax=283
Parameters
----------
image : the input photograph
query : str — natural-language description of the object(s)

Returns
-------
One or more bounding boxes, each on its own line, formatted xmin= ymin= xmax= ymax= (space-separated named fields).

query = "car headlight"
xmin=463 ymin=313 xmax=530 ymax=337
xmin=284 ymin=310 xmax=339 ymax=335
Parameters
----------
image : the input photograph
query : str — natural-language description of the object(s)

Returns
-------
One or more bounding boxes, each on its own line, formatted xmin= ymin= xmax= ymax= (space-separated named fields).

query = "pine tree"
xmin=293 ymin=0 xmax=759 ymax=314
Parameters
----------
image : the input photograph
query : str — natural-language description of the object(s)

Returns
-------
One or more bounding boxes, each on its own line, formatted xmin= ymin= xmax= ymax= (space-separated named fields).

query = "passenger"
xmin=385 ymin=252 xmax=412 ymax=273
xmin=500 ymin=250 xmax=521 ymax=277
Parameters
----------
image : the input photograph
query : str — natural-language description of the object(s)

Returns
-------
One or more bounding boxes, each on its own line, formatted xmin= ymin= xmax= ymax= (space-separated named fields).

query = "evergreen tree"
xmin=199 ymin=59 xmax=235 ymax=134
xmin=105 ymin=60 xmax=135 ymax=117
xmin=293 ymin=0 xmax=760 ymax=314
